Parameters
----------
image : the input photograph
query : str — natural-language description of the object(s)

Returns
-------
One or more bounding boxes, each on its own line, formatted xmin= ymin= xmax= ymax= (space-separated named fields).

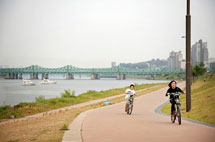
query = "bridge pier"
xmin=18 ymin=73 xmax=23 ymax=79
xmin=11 ymin=73 xmax=15 ymax=79
xmin=30 ymin=73 xmax=38 ymax=79
xmin=151 ymin=74 xmax=156 ymax=79
xmin=42 ymin=74 xmax=49 ymax=80
xmin=91 ymin=74 xmax=100 ymax=80
xmin=5 ymin=73 xmax=12 ymax=79
xmin=116 ymin=74 xmax=121 ymax=80
xmin=4 ymin=74 xmax=8 ymax=79
xmin=5 ymin=74 xmax=10 ymax=79
xmin=5 ymin=73 xmax=19 ymax=79
xmin=15 ymin=73 xmax=18 ymax=79
xmin=116 ymin=74 xmax=126 ymax=80
xmin=66 ymin=74 xmax=74 ymax=80
xmin=9 ymin=73 xmax=15 ymax=79
xmin=122 ymin=74 xmax=126 ymax=80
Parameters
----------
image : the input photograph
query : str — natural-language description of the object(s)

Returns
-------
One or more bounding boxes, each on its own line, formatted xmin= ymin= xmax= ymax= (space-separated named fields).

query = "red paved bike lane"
xmin=82 ymin=82 xmax=215 ymax=142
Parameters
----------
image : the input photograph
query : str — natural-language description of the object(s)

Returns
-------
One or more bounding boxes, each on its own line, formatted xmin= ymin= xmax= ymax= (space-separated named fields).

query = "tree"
xmin=192 ymin=62 xmax=207 ymax=81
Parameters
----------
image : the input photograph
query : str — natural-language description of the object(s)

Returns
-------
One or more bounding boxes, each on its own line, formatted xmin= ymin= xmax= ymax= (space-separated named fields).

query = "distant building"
xmin=191 ymin=39 xmax=209 ymax=68
xmin=111 ymin=62 xmax=116 ymax=68
xmin=209 ymin=58 xmax=215 ymax=63
xmin=191 ymin=42 xmax=201 ymax=66
xmin=180 ymin=59 xmax=186 ymax=69
xmin=167 ymin=51 xmax=184 ymax=70
xmin=209 ymin=58 xmax=215 ymax=69
xmin=210 ymin=62 xmax=215 ymax=70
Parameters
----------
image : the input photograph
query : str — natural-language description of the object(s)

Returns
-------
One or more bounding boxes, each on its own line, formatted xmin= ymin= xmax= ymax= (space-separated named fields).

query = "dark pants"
xmin=170 ymin=99 xmax=176 ymax=114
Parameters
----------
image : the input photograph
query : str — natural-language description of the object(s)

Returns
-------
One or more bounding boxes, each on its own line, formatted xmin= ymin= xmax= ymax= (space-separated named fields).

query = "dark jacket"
xmin=166 ymin=87 xmax=184 ymax=99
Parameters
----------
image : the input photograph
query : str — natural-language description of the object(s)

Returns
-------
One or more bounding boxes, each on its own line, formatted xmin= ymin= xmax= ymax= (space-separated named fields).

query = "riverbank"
xmin=0 ymin=79 xmax=169 ymax=106
xmin=148 ymin=73 xmax=185 ymax=80
xmin=0 ymin=82 xmax=167 ymax=142
xmin=0 ymin=82 xmax=166 ymax=121
xmin=161 ymin=73 xmax=215 ymax=124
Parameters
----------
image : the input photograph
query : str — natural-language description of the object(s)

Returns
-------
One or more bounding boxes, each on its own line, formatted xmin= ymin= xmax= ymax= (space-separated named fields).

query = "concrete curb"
xmin=62 ymin=103 xmax=121 ymax=142
xmin=154 ymin=100 xmax=215 ymax=128
xmin=62 ymin=110 xmax=88 ymax=142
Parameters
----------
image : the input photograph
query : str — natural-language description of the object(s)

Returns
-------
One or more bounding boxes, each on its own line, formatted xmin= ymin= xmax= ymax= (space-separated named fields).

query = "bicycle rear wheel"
xmin=177 ymin=105 xmax=181 ymax=125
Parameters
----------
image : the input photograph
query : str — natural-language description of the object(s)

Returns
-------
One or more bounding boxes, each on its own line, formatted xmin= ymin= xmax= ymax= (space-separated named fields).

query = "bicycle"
xmin=169 ymin=93 xmax=182 ymax=125
xmin=127 ymin=95 xmax=134 ymax=115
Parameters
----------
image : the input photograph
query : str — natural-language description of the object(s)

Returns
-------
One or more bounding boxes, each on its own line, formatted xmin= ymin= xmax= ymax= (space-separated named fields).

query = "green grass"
xmin=154 ymin=73 xmax=185 ymax=80
xmin=0 ymin=82 xmax=166 ymax=121
xmin=161 ymin=73 xmax=215 ymax=124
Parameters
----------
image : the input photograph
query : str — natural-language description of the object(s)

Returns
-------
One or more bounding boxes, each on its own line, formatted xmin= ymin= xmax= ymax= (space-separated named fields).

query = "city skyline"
xmin=0 ymin=47 xmax=212 ymax=69
xmin=0 ymin=43 xmax=212 ymax=69
xmin=0 ymin=0 xmax=214 ymax=68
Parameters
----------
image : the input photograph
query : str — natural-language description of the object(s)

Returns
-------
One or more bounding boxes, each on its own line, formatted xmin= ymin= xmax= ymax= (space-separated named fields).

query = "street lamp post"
xmin=186 ymin=0 xmax=191 ymax=112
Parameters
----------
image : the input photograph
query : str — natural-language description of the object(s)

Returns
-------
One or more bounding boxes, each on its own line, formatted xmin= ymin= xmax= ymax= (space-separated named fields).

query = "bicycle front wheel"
xmin=177 ymin=105 xmax=181 ymax=125
xmin=127 ymin=104 xmax=133 ymax=115
xmin=171 ymin=113 xmax=176 ymax=123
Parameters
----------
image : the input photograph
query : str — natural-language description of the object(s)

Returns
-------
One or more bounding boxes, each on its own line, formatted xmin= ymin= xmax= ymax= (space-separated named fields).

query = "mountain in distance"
xmin=119 ymin=58 xmax=167 ymax=69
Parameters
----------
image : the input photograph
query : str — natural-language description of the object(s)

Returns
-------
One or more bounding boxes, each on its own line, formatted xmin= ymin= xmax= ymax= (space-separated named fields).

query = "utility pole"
xmin=186 ymin=0 xmax=191 ymax=112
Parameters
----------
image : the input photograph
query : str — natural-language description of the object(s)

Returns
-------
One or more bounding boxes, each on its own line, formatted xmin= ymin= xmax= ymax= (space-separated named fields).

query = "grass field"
xmin=161 ymin=73 xmax=215 ymax=124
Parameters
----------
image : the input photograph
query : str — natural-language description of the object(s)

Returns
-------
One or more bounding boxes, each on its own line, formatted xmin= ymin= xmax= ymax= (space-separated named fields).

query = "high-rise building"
xmin=167 ymin=51 xmax=183 ymax=70
xmin=191 ymin=42 xmax=201 ymax=65
xmin=202 ymin=42 xmax=209 ymax=67
xmin=191 ymin=39 xmax=209 ymax=68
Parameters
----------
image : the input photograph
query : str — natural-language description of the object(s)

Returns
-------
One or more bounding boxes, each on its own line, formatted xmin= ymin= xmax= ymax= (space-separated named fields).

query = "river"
xmin=0 ymin=79 xmax=169 ymax=106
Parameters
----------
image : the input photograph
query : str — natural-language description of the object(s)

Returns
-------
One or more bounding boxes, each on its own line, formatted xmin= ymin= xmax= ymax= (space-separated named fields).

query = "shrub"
xmin=35 ymin=96 xmax=45 ymax=102
xmin=0 ymin=105 xmax=11 ymax=114
xmin=61 ymin=89 xmax=76 ymax=98
xmin=86 ymin=90 xmax=97 ymax=94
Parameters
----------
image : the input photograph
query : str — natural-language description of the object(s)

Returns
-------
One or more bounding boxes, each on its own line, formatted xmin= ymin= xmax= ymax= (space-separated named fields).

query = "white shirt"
xmin=125 ymin=88 xmax=136 ymax=99
xmin=125 ymin=88 xmax=135 ymax=95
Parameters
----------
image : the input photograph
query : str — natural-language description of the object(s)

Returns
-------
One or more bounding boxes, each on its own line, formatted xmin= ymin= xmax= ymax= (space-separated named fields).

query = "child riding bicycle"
xmin=125 ymin=84 xmax=136 ymax=112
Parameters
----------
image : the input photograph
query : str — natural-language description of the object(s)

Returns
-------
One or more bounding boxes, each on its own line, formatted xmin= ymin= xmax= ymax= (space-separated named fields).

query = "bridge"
xmin=0 ymin=65 xmax=185 ymax=80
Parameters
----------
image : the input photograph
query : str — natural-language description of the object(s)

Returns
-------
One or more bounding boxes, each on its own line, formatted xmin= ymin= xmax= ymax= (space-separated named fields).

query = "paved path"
xmin=81 ymin=82 xmax=215 ymax=142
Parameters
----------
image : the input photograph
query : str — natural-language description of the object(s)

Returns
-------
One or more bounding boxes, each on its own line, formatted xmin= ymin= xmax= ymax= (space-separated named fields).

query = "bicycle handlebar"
xmin=167 ymin=92 xmax=182 ymax=96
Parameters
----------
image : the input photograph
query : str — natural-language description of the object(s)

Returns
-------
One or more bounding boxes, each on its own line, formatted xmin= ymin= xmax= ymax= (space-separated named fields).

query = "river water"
xmin=0 ymin=79 xmax=169 ymax=106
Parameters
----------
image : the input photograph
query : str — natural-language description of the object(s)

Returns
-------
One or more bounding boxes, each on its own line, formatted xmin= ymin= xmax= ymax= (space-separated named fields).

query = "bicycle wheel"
xmin=128 ymin=104 xmax=133 ymax=115
xmin=177 ymin=105 xmax=181 ymax=125
xmin=127 ymin=105 xmax=130 ymax=114
xmin=171 ymin=112 xmax=176 ymax=123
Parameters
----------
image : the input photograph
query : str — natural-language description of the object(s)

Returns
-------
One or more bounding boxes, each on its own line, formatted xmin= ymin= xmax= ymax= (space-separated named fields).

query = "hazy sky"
xmin=0 ymin=0 xmax=214 ymax=68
